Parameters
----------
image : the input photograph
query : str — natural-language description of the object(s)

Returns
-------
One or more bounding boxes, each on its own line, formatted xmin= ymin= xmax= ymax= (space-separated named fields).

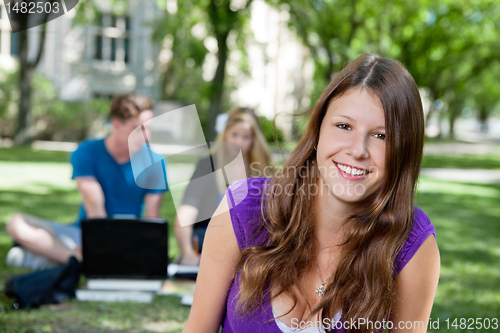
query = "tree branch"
xmin=29 ymin=0 xmax=57 ymax=68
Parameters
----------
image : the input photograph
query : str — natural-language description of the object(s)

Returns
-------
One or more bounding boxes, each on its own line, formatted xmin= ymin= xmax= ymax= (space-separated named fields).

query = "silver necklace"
xmin=315 ymin=260 xmax=335 ymax=297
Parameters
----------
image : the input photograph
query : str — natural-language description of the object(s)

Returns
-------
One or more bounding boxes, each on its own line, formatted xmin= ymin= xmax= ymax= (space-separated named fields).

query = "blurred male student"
xmin=6 ymin=94 xmax=168 ymax=269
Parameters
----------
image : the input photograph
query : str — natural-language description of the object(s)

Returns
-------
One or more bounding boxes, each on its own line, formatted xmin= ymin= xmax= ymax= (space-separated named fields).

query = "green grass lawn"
xmin=416 ymin=178 xmax=500 ymax=325
xmin=0 ymin=148 xmax=190 ymax=333
xmin=422 ymin=155 xmax=500 ymax=170
xmin=0 ymin=146 xmax=499 ymax=332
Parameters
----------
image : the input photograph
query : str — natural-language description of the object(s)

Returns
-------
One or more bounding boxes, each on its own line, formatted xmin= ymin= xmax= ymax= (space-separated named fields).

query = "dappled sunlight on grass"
xmin=0 ymin=147 xmax=499 ymax=332
xmin=0 ymin=147 xmax=71 ymax=164
xmin=422 ymin=154 xmax=500 ymax=170
xmin=0 ymin=148 xmax=188 ymax=333
xmin=143 ymin=320 xmax=185 ymax=332
xmin=0 ymin=187 xmax=81 ymax=224
xmin=418 ymin=177 xmax=500 ymax=198
xmin=0 ymin=163 xmax=74 ymax=191
xmin=0 ymin=296 xmax=190 ymax=333
xmin=416 ymin=179 xmax=500 ymax=322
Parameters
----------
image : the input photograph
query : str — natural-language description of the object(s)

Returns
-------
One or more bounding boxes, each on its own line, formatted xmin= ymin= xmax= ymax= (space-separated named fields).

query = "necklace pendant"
xmin=315 ymin=284 xmax=325 ymax=297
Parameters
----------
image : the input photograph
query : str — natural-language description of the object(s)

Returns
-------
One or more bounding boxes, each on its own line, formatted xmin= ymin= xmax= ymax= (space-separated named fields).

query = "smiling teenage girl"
xmin=183 ymin=54 xmax=440 ymax=333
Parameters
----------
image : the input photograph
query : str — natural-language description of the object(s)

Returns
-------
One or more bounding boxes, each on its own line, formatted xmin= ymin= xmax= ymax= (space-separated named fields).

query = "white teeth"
xmin=336 ymin=163 xmax=367 ymax=176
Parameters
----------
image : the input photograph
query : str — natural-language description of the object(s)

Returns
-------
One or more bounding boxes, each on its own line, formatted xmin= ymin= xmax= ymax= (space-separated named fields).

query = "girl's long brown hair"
xmin=234 ymin=54 xmax=425 ymax=332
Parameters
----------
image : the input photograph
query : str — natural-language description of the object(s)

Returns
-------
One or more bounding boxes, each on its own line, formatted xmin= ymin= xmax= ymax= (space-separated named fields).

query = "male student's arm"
xmin=71 ymin=143 xmax=106 ymax=218
xmin=75 ymin=177 xmax=106 ymax=218
xmin=144 ymin=193 xmax=163 ymax=218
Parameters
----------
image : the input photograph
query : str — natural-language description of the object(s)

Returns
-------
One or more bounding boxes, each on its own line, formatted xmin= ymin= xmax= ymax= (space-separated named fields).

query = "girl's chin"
xmin=334 ymin=194 xmax=367 ymax=205
xmin=318 ymin=183 xmax=370 ymax=203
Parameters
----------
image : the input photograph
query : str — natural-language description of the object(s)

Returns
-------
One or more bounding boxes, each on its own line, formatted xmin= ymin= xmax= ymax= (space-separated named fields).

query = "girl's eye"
xmin=374 ymin=133 xmax=386 ymax=140
xmin=336 ymin=123 xmax=351 ymax=130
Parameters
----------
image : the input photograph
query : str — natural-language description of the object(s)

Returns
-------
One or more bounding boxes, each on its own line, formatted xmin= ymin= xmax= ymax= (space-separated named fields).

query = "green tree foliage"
xmin=396 ymin=0 xmax=500 ymax=136
xmin=9 ymin=0 xmax=498 ymax=142
xmin=270 ymin=0 xmax=500 ymax=137
xmin=153 ymin=0 xmax=253 ymax=141
xmin=468 ymin=63 xmax=500 ymax=133
xmin=0 ymin=67 xmax=19 ymax=137
xmin=70 ymin=0 xmax=255 ymax=141
xmin=0 ymin=64 xmax=108 ymax=141
xmin=258 ymin=115 xmax=284 ymax=144
xmin=153 ymin=2 xmax=211 ymax=109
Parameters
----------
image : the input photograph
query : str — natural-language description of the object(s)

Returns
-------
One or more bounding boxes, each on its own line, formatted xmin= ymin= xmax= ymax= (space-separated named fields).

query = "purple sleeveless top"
xmin=221 ymin=178 xmax=436 ymax=333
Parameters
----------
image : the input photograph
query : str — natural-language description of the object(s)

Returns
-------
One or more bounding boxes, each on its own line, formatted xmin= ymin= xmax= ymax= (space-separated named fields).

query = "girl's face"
xmin=316 ymin=87 xmax=386 ymax=204
xmin=225 ymin=121 xmax=254 ymax=154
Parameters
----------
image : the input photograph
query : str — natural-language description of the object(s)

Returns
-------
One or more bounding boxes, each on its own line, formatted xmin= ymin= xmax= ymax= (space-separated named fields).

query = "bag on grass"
xmin=3 ymin=256 xmax=81 ymax=310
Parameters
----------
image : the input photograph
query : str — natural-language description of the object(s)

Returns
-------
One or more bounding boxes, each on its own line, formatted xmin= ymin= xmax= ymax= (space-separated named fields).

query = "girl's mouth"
xmin=333 ymin=161 xmax=370 ymax=180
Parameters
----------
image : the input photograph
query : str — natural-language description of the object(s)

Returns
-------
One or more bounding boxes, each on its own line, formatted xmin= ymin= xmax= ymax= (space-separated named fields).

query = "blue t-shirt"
xmin=70 ymin=138 xmax=168 ymax=226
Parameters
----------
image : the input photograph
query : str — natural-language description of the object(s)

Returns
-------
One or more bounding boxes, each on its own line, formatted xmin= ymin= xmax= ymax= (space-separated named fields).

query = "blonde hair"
xmin=213 ymin=112 xmax=274 ymax=192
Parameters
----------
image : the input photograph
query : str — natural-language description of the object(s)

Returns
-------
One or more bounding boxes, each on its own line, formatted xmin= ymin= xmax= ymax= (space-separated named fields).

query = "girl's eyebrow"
xmin=333 ymin=114 xmax=385 ymax=130
xmin=333 ymin=114 xmax=355 ymax=121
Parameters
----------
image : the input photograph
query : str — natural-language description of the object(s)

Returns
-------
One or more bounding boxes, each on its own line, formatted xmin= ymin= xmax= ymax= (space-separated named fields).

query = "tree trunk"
xmin=478 ymin=106 xmax=488 ymax=133
xmin=14 ymin=30 xmax=33 ymax=146
xmin=13 ymin=4 xmax=51 ymax=146
xmin=448 ymin=97 xmax=464 ymax=139
xmin=425 ymin=87 xmax=439 ymax=128
xmin=435 ymin=109 xmax=443 ymax=140
xmin=448 ymin=105 xmax=460 ymax=139
xmin=205 ymin=30 xmax=229 ymax=142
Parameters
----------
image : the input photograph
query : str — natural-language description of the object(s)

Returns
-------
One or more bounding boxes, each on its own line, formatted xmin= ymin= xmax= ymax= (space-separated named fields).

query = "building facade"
xmin=0 ymin=0 xmax=162 ymax=102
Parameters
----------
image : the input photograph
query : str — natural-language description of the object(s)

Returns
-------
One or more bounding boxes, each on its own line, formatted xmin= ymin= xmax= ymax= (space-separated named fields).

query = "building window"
xmin=0 ymin=4 xmax=4 ymax=55
xmin=10 ymin=32 xmax=19 ymax=56
xmin=94 ymin=14 xmax=131 ymax=63
xmin=94 ymin=35 xmax=102 ymax=59
xmin=0 ymin=3 xmax=19 ymax=56
xmin=93 ymin=92 xmax=115 ymax=100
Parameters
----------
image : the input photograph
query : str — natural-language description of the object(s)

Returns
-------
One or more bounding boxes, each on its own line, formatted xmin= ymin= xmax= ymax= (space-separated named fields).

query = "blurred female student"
xmin=174 ymin=108 xmax=274 ymax=265
xmin=182 ymin=54 xmax=440 ymax=333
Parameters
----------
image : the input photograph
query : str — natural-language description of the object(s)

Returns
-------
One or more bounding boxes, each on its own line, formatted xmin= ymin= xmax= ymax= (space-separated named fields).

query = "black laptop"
xmin=81 ymin=218 xmax=169 ymax=281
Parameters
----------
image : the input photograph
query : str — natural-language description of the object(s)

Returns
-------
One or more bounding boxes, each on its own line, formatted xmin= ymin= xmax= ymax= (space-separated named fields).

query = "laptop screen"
xmin=81 ymin=218 xmax=169 ymax=279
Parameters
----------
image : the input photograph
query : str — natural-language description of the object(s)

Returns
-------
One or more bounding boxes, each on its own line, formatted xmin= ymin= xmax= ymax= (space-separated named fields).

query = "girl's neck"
xmin=313 ymin=177 xmax=356 ymax=250
xmin=243 ymin=153 xmax=251 ymax=175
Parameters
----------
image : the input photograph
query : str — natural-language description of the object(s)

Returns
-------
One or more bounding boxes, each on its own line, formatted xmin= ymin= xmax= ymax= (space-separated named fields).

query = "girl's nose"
xmin=346 ymin=134 xmax=369 ymax=159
